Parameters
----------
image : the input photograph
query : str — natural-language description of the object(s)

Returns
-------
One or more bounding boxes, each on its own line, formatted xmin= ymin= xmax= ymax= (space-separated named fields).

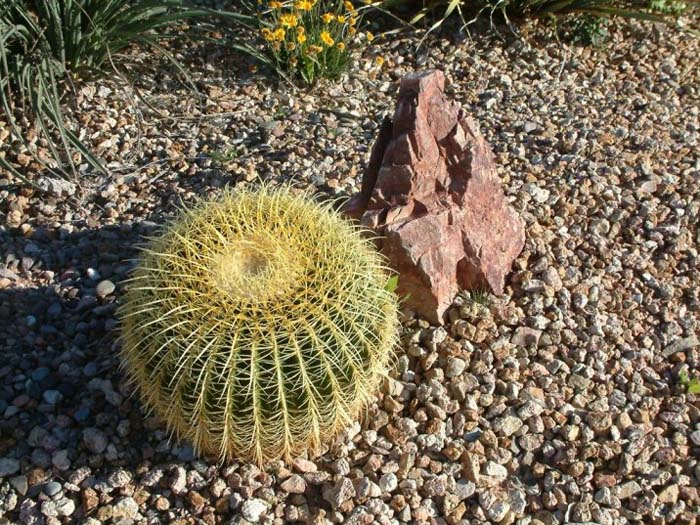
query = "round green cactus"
xmin=119 ymin=186 xmax=399 ymax=465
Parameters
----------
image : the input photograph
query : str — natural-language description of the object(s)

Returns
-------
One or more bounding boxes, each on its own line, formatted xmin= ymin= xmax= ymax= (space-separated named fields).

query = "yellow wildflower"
xmin=297 ymin=25 xmax=305 ymax=33
xmin=297 ymin=32 xmax=306 ymax=43
xmin=320 ymin=31 xmax=334 ymax=46
xmin=365 ymin=31 xmax=374 ymax=42
xmin=261 ymin=28 xmax=274 ymax=41
xmin=344 ymin=1 xmax=354 ymax=9
xmin=269 ymin=1 xmax=282 ymax=7
xmin=349 ymin=17 xmax=357 ymax=26
xmin=286 ymin=42 xmax=296 ymax=51
xmin=337 ymin=42 xmax=346 ymax=51
xmin=295 ymin=0 xmax=313 ymax=10
xmin=376 ymin=56 xmax=384 ymax=66
xmin=273 ymin=27 xmax=286 ymax=41
xmin=321 ymin=12 xmax=335 ymax=23
xmin=337 ymin=15 xmax=346 ymax=23
xmin=279 ymin=13 xmax=298 ymax=27
xmin=348 ymin=26 xmax=356 ymax=35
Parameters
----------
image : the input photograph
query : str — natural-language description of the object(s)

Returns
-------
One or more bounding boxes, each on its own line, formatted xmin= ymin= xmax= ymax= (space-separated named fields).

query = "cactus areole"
xmin=119 ymin=187 xmax=399 ymax=465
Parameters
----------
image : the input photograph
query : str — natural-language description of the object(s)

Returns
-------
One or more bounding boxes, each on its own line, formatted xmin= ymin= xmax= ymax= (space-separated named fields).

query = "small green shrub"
xmin=680 ymin=370 xmax=700 ymax=394
xmin=119 ymin=186 xmax=400 ymax=465
xmin=649 ymin=0 xmax=688 ymax=14
xmin=468 ymin=288 xmax=490 ymax=305
xmin=254 ymin=0 xmax=375 ymax=85
xmin=477 ymin=0 xmax=687 ymax=19
xmin=377 ymin=0 xmax=692 ymax=37
xmin=570 ymin=13 xmax=610 ymax=45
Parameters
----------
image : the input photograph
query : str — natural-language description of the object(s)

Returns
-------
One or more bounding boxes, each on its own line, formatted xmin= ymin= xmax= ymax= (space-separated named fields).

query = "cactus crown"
xmin=119 ymin=186 xmax=399 ymax=465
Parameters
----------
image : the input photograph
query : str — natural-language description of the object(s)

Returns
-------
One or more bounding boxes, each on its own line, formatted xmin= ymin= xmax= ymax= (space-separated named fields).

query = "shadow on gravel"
xmin=0 ymin=218 xmax=215 ymax=512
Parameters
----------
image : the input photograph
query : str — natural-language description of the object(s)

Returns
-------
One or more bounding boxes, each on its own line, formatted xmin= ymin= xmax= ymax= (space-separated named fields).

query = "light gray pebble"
xmin=41 ymin=500 xmax=58 ymax=517
xmin=422 ymin=475 xmax=448 ymax=497
xmin=568 ymin=374 xmax=591 ymax=390
xmin=518 ymin=400 xmax=545 ymax=419
xmin=10 ymin=475 xmax=28 ymax=496
xmin=445 ymin=357 xmax=466 ymax=377
xmin=455 ymin=479 xmax=475 ymax=500
xmin=493 ymin=415 xmax=523 ymax=436
xmin=618 ymin=480 xmax=643 ymax=499
xmin=484 ymin=461 xmax=508 ymax=480
xmin=52 ymin=450 xmax=70 ymax=471
xmin=280 ymin=474 xmax=306 ymax=494
xmin=690 ymin=430 xmax=700 ymax=446
xmin=96 ymin=280 xmax=116 ymax=297
xmin=44 ymin=481 xmax=62 ymax=497
xmin=379 ymin=473 xmax=398 ymax=492
xmin=241 ymin=498 xmax=269 ymax=523
xmin=332 ymin=458 xmax=350 ymax=475
xmin=108 ymin=469 xmax=132 ymax=488
xmin=479 ymin=491 xmax=511 ymax=522
xmin=322 ymin=478 xmax=355 ymax=507
xmin=511 ymin=326 xmax=542 ymax=347
xmin=55 ymin=498 xmax=75 ymax=517
xmin=112 ymin=496 xmax=139 ymax=519
xmin=522 ymin=279 xmax=545 ymax=293
xmin=82 ymin=428 xmax=108 ymax=454
xmin=229 ymin=492 xmax=243 ymax=510
xmin=170 ymin=466 xmax=187 ymax=495
xmin=42 ymin=390 xmax=62 ymax=405
xmin=0 ymin=458 xmax=19 ymax=477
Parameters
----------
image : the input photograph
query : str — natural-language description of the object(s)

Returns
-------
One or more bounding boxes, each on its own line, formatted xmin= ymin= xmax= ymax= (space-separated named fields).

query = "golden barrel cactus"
xmin=119 ymin=186 xmax=399 ymax=465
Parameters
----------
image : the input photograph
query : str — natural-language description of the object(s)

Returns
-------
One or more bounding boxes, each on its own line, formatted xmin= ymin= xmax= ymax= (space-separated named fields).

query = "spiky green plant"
xmin=118 ymin=186 xmax=399 ymax=465
xmin=377 ymin=0 xmax=696 ymax=37
xmin=0 ymin=0 xmax=254 ymax=183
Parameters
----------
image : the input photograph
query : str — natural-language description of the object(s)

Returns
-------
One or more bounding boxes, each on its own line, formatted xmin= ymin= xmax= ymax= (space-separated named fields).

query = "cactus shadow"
xmin=0 ymin=216 xmax=207 ymax=497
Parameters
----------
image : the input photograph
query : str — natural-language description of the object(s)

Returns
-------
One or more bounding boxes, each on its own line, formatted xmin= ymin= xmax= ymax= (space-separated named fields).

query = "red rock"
xmin=345 ymin=70 xmax=525 ymax=324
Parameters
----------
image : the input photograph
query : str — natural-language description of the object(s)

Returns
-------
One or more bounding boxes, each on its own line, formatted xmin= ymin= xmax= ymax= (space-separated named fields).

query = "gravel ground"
xmin=1 ymin=15 xmax=700 ymax=525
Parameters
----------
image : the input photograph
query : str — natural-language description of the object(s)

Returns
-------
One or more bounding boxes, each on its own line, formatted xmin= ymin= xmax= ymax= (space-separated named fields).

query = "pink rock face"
xmin=345 ymin=70 xmax=525 ymax=324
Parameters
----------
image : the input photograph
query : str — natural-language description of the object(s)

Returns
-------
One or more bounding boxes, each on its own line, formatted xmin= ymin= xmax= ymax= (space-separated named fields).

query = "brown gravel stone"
xmin=82 ymin=488 xmax=99 ymax=513
xmin=154 ymin=496 xmax=170 ymax=511
xmin=187 ymin=491 xmax=206 ymax=512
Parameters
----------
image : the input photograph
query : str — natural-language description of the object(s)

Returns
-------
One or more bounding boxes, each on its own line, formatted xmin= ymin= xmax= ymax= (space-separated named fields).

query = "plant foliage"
xmin=253 ymin=0 xmax=376 ymax=85
xmin=0 ymin=0 xmax=250 ymax=182
xmin=119 ymin=186 xmax=400 ymax=465
xmin=680 ymin=369 xmax=700 ymax=394
xmin=377 ymin=0 xmax=696 ymax=38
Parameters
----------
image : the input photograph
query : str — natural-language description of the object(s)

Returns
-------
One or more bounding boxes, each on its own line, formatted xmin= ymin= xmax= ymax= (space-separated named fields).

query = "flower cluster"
xmin=257 ymin=0 xmax=374 ymax=85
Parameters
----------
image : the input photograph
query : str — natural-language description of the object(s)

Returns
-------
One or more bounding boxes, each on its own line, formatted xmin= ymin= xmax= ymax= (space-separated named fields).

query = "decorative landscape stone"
xmin=346 ymin=70 xmax=526 ymax=323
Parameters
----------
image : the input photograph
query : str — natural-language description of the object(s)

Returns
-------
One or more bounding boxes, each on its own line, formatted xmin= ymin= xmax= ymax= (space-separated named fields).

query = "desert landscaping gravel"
xmin=1 ymin=17 xmax=699 ymax=525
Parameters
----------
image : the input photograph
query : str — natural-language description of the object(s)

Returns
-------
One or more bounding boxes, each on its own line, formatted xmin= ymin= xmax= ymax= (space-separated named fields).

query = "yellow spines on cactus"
xmin=118 ymin=186 xmax=399 ymax=465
